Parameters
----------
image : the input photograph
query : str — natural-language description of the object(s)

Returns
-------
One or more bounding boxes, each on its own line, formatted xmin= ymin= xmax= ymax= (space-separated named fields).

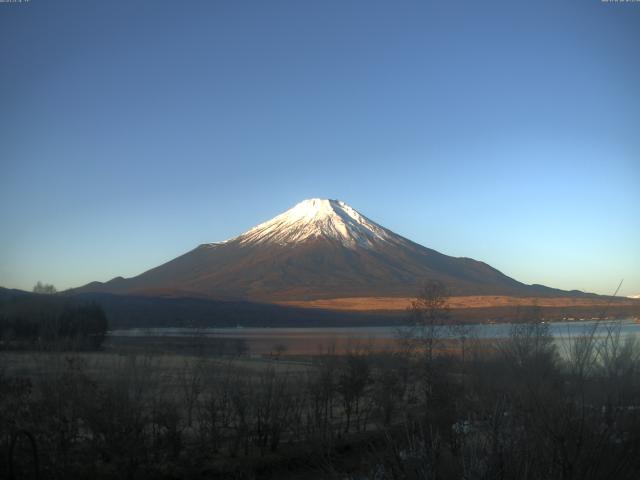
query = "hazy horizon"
xmin=1 ymin=1 xmax=639 ymax=296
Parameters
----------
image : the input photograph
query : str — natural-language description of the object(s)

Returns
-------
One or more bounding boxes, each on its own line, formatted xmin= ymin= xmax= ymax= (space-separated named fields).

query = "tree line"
xmin=0 ymin=289 xmax=108 ymax=350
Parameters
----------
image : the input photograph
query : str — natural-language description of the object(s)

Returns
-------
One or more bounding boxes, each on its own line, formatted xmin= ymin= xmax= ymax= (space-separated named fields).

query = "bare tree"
xmin=399 ymin=280 xmax=452 ymax=413
xmin=405 ymin=280 xmax=451 ymax=363
xmin=33 ymin=281 xmax=56 ymax=294
xmin=336 ymin=351 xmax=371 ymax=433
xmin=178 ymin=357 xmax=205 ymax=427
xmin=447 ymin=321 xmax=476 ymax=372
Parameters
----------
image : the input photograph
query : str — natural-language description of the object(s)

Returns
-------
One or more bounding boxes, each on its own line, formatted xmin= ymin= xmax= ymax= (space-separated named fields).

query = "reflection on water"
xmin=110 ymin=319 xmax=640 ymax=340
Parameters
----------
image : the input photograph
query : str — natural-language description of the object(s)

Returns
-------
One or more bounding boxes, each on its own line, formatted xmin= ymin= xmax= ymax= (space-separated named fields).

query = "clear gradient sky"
xmin=1 ymin=0 xmax=639 ymax=296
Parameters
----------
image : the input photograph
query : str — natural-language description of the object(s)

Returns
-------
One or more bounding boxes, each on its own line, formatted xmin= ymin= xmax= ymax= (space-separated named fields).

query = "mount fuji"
xmin=75 ymin=198 xmax=581 ymax=302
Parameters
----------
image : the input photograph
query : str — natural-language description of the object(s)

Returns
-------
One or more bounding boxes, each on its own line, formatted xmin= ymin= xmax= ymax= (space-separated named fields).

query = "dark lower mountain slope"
xmin=74 ymin=237 xmax=575 ymax=301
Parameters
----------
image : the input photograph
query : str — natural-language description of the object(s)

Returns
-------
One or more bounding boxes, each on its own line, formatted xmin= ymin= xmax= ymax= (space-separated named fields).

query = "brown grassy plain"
xmin=277 ymin=295 xmax=640 ymax=311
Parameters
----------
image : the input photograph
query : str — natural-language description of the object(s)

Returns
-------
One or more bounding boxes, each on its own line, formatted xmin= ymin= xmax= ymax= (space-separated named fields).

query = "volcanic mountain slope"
xmin=75 ymin=199 xmax=583 ymax=301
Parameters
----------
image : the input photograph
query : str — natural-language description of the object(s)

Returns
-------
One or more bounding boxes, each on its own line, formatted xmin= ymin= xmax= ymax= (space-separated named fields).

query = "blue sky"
xmin=1 ymin=0 xmax=639 ymax=296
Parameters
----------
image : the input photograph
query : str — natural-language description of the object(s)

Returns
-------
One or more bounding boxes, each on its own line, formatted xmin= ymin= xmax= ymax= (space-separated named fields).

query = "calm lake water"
xmin=110 ymin=319 xmax=640 ymax=340
xmin=109 ymin=319 xmax=640 ymax=355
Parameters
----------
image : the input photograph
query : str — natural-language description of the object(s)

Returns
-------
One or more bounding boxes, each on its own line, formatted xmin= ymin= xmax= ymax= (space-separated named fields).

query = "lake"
xmin=109 ymin=318 xmax=640 ymax=355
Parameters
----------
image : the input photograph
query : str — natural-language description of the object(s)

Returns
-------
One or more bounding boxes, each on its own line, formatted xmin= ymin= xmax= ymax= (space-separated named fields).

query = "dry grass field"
xmin=277 ymin=295 xmax=640 ymax=312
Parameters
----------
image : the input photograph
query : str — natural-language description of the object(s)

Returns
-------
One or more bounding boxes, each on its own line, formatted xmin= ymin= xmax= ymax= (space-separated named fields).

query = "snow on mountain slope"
xmin=222 ymin=199 xmax=399 ymax=249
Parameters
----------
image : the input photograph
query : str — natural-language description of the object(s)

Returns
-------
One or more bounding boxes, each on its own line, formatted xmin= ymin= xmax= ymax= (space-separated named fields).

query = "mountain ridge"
xmin=73 ymin=198 xmax=598 ymax=301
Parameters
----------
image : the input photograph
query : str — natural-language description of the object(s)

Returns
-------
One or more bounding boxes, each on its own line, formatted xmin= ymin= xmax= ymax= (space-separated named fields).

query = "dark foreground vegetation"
xmin=0 ymin=293 xmax=108 ymax=351
xmin=2 ymin=313 xmax=640 ymax=479
xmin=1 ymin=283 xmax=639 ymax=479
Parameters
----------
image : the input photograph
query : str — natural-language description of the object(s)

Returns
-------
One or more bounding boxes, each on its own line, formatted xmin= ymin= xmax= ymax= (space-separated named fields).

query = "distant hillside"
xmin=2 ymin=288 xmax=637 ymax=329
xmin=65 ymin=292 xmax=403 ymax=329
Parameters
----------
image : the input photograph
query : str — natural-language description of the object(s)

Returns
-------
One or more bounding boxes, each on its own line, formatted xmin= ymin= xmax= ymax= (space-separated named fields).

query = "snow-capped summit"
xmin=236 ymin=198 xmax=397 ymax=249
